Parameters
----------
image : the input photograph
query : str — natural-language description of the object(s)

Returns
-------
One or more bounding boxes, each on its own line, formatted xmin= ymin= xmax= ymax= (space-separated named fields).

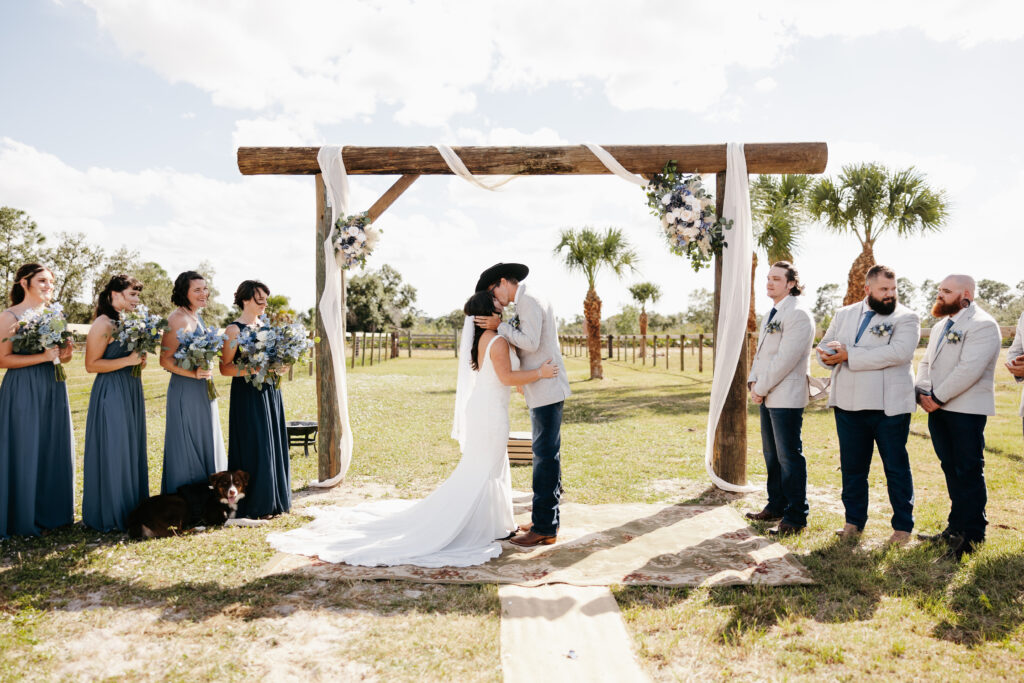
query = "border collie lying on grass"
xmin=127 ymin=470 xmax=267 ymax=539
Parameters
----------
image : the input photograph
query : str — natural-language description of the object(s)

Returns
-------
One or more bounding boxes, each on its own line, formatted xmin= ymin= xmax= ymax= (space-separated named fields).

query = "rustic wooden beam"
xmin=712 ymin=171 xmax=749 ymax=487
xmin=315 ymin=174 xmax=344 ymax=484
xmin=238 ymin=143 xmax=827 ymax=176
xmin=366 ymin=174 xmax=420 ymax=222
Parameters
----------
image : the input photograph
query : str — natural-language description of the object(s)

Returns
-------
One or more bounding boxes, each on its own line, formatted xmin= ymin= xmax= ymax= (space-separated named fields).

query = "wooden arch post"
xmin=238 ymin=143 xmax=827 ymax=487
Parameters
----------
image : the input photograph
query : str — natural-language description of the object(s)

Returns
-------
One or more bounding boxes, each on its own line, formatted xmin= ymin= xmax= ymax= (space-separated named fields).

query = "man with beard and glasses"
xmin=915 ymin=274 xmax=1001 ymax=560
xmin=817 ymin=265 xmax=920 ymax=545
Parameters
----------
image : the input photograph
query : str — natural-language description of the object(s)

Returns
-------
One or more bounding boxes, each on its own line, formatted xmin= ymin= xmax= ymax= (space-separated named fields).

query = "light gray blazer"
xmin=747 ymin=295 xmax=814 ymax=409
xmin=915 ymin=303 xmax=1001 ymax=416
xmin=497 ymin=284 xmax=571 ymax=409
xmin=1007 ymin=311 xmax=1024 ymax=417
xmin=817 ymin=300 xmax=920 ymax=416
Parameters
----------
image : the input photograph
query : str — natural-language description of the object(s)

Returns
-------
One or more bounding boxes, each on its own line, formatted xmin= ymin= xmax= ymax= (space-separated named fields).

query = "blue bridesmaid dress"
xmin=227 ymin=322 xmax=291 ymax=518
xmin=161 ymin=315 xmax=225 ymax=494
xmin=0 ymin=348 xmax=75 ymax=538
xmin=82 ymin=337 xmax=148 ymax=532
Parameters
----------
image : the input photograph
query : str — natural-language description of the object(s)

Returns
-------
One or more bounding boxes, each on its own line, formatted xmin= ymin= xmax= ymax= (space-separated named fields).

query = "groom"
xmin=475 ymin=263 xmax=570 ymax=547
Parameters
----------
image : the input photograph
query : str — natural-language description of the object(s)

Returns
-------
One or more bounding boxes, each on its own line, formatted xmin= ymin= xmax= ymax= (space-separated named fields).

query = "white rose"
xmin=661 ymin=193 xmax=673 ymax=206
xmin=681 ymin=227 xmax=699 ymax=240
xmin=347 ymin=226 xmax=359 ymax=237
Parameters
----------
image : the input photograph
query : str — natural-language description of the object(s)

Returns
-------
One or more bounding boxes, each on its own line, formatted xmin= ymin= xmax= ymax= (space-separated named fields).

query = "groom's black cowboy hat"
xmin=475 ymin=262 xmax=529 ymax=292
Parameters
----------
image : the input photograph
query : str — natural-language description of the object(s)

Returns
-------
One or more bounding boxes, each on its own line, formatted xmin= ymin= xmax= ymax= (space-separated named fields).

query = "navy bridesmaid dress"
xmin=161 ymin=315 xmax=226 ymax=494
xmin=82 ymin=337 xmax=148 ymax=532
xmin=0 ymin=348 xmax=74 ymax=538
xmin=227 ymin=321 xmax=291 ymax=518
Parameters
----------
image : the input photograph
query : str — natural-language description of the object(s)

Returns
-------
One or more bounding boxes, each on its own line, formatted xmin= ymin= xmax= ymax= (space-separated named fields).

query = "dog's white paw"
xmin=224 ymin=518 xmax=268 ymax=527
xmin=192 ymin=526 xmax=207 ymax=532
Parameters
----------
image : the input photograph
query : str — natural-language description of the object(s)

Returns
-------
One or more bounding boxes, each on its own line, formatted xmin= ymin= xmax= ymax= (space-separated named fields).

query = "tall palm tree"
xmin=554 ymin=226 xmax=638 ymax=379
xmin=749 ymin=174 xmax=811 ymax=359
xmin=628 ymin=282 xmax=661 ymax=359
xmin=809 ymin=163 xmax=949 ymax=305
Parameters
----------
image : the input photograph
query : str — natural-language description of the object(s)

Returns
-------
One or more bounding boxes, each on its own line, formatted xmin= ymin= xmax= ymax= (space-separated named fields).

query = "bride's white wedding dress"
xmin=267 ymin=334 xmax=517 ymax=567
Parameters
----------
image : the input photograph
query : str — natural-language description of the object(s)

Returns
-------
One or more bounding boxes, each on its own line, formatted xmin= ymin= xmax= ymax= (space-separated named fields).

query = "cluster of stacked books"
xmin=507 ymin=431 xmax=533 ymax=465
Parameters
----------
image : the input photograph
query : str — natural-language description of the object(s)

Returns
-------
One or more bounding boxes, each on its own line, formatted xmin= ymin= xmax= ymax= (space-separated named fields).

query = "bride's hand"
xmin=537 ymin=359 xmax=557 ymax=379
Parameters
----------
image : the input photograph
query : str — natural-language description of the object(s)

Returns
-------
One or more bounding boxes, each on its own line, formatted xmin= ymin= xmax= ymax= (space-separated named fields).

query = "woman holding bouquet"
xmin=220 ymin=280 xmax=290 ymax=518
xmin=0 ymin=263 xmax=74 ymax=538
xmin=82 ymin=275 xmax=147 ymax=532
xmin=159 ymin=271 xmax=227 ymax=495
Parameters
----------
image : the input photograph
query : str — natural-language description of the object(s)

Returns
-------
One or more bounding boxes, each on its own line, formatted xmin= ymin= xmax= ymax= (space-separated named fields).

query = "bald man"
xmin=915 ymin=274 xmax=1002 ymax=560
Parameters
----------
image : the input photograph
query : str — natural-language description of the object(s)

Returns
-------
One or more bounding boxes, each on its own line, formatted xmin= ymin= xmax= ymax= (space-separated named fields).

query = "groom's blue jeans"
xmin=759 ymin=405 xmax=808 ymax=528
xmin=530 ymin=401 xmax=563 ymax=536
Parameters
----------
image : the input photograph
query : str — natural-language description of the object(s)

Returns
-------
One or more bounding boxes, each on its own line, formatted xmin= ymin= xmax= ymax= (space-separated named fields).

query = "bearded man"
xmin=915 ymin=274 xmax=1001 ymax=560
xmin=817 ymin=265 xmax=920 ymax=545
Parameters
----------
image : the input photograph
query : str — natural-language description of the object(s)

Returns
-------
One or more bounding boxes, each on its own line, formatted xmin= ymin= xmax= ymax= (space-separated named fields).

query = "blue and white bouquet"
xmin=645 ymin=161 xmax=731 ymax=272
xmin=173 ymin=326 xmax=227 ymax=400
xmin=332 ymin=212 xmax=381 ymax=270
xmin=114 ymin=305 xmax=168 ymax=377
xmin=234 ymin=316 xmax=314 ymax=389
xmin=4 ymin=303 xmax=73 ymax=381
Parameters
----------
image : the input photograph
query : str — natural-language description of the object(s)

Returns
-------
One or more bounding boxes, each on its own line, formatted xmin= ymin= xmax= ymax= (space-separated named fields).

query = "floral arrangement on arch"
xmin=645 ymin=161 xmax=731 ymax=272
xmin=332 ymin=212 xmax=380 ymax=270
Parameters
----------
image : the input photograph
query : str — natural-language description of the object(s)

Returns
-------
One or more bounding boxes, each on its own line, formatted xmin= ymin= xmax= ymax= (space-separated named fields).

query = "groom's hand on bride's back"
xmin=474 ymin=313 xmax=501 ymax=330
xmin=538 ymin=359 xmax=557 ymax=378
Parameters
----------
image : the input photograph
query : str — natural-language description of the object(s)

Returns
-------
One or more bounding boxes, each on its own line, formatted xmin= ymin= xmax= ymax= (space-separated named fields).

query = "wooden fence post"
xmin=607 ymin=333 xmax=613 ymax=359
xmin=698 ymin=334 xmax=704 ymax=373
xmin=665 ymin=334 xmax=669 ymax=369
xmin=680 ymin=334 xmax=685 ymax=371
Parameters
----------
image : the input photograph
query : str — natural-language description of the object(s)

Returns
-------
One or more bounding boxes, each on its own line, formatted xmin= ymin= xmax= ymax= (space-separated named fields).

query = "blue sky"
xmin=2 ymin=0 xmax=1022 ymax=320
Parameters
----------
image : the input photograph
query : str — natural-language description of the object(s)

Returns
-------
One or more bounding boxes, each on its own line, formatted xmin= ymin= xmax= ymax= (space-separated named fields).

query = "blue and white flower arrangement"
xmin=173 ymin=326 xmax=227 ymax=400
xmin=504 ymin=302 xmax=521 ymax=331
xmin=645 ymin=161 xmax=732 ymax=272
xmin=114 ymin=305 xmax=168 ymax=377
xmin=944 ymin=328 xmax=963 ymax=344
xmin=765 ymin=320 xmax=782 ymax=334
xmin=332 ymin=212 xmax=381 ymax=270
xmin=234 ymin=316 xmax=314 ymax=389
xmin=5 ymin=303 xmax=73 ymax=381
xmin=869 ymin=322 xmax=894 ymax=338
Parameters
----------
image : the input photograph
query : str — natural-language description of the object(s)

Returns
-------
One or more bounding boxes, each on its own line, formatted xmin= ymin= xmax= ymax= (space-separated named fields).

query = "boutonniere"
xmin=944 ymin=329 xmax=963 ymax=344
xmin=869 ymin=322 xmax=893 ymax=338
xmin=765 ymin=320 xmax=782 ymax=334
xmin=505 ymin=304 xmax=520 ymax=330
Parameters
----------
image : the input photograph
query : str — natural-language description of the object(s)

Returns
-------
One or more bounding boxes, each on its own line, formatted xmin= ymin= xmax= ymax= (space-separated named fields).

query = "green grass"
xmin=1 ymin=347 xmax=1023 ymax=680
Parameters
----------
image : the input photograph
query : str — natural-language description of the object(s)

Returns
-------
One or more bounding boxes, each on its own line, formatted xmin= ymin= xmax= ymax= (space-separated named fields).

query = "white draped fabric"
xmin=434 ymin=144 xmax=515 ymax=191
xmin=583 ymin=143 xmax=649 ymax=187
xmin=309 ymin=145 xmax=355 ymax=487
xmin=702 ymin=143 xmax=758 ymax=492
xmin=451 ymin=315 xmax=477 ymax=451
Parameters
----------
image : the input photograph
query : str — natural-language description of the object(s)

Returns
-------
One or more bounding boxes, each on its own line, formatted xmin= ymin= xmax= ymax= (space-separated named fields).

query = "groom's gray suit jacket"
xmin=1007 ymin=311 xmax=1024 ymax=418
xmin=497 ymin=284 xmax=571 ymax=409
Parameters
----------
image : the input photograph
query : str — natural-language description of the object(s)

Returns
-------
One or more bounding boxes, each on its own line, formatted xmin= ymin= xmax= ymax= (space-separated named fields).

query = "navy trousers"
xmin=530 ymin=401 xmax=563 ymax=536
xmin=834 ymin=408 xmax=914 ymax=532
xmin=927 ymin=410 xmax=988 ymax=542
xmin=759 ymin=405 xmax=809 ymax=527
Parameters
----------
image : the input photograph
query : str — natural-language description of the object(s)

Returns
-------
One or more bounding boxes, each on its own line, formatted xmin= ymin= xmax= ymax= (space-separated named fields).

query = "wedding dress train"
xmin=267 ymin=334 xmax=516 ymax=567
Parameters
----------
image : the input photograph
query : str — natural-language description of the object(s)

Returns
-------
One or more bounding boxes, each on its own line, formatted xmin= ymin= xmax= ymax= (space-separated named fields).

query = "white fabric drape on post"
xmin=703 ymin=143 xmax=758 ymax=493
xmin=309 ymin=145 xmax=355 ymax=487
xmin=583 ymin=143 xmax=649 ymax=187
xmin=435 ymin=144 xmax=515 ymax=191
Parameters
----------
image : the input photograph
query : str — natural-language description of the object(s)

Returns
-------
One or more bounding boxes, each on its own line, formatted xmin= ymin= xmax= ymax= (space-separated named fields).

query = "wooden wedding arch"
xmin=236 ymin=143 xmax=828 ymax=487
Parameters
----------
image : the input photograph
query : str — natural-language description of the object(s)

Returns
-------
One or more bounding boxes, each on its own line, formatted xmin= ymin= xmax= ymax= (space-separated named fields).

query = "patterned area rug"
xmin=261 ymin=502 xmax=812 ymax=586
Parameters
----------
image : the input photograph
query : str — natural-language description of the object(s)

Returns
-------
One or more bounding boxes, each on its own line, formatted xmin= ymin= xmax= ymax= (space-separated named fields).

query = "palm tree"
xmin=554 ymin=227 xmax=638 ymax=379
xmin=628 ymin=282 xmax=661 ymax=359
xmin=749 ymin=174 xmax=811 ymax=359
xmin=809 ymin=163 xmax=949 ymax=305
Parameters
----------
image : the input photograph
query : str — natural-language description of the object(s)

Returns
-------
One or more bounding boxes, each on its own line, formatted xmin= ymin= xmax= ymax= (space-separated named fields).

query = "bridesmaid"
xmin=220 ymin=280 xmax=291 ymax=518
xmin=82 ymin=275 xmax=147 ymax=532
xmin=0 ymin=263 xmax=74 ymax=538
xmin=160 ymin=270 xmax=227 ymax=494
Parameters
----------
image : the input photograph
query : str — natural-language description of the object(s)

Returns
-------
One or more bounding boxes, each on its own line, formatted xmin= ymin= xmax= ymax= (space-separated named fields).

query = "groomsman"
xmin=746 ymin=261 xmax=814 ymax=536
xmin=817 ymin=265 xmax=920 ymax=545
xmin=1006 ymin=311 xmax=1024 ymax=437
xmin=916 ymin=274 xmax=1002 ymax=559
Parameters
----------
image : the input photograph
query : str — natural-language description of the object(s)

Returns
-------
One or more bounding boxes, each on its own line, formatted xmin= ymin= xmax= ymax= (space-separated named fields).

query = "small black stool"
xmin=286 ymin=421 xmax=318 ymax=457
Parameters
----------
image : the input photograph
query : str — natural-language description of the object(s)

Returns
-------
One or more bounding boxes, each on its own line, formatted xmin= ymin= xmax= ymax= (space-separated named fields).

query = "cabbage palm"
xmin=554 ymin=227 xmax=638 ymax=379
xmin=809 ymin=163 xmax=949 ymax=305
xmin=628 ymin=281 xmax=661 ymax=359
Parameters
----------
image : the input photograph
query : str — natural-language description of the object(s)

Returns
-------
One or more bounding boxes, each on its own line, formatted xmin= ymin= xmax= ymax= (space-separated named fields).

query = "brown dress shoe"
xmin=745 ymin=509 xmax=783 ymax=522
xmin=508 ymin=530 xmax=557 ymax=547
xmin=768 ymin=522 xmax=804 ymax=537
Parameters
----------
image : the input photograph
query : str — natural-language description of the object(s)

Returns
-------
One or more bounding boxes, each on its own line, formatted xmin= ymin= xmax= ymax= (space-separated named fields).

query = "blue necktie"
xmin=765 ymin=308 xmax=777 ymax=327
xmin=937 ymin=318 xmax=954 ymax=348
xmin=854 ymin=310 xmax=876 ymax=344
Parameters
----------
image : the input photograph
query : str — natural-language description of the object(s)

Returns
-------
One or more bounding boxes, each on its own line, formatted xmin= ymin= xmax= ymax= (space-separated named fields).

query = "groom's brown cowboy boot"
xmin=508 ymin=530 xmax=556 ymax=547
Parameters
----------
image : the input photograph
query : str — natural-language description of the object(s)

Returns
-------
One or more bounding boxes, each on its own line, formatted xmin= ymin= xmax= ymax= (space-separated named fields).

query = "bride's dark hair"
xmin=463 ymin=290 xmax=499 ymax=371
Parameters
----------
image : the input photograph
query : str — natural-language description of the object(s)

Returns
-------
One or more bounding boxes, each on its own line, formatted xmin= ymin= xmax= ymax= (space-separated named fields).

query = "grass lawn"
xmin=1 ymin=347 xmax=1023 ymax=681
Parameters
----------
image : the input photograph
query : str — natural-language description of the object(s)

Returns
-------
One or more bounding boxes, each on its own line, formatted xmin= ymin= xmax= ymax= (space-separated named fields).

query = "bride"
xmin=267 ymin=290 xmax=558 ymax=567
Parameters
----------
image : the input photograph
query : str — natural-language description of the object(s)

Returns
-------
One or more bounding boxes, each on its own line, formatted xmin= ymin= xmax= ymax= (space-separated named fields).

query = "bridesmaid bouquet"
xmin=5 ymin=303 xmax=73 ymax=381
xmin=234 ymin=317 xmax=314 ymax=389
xmin=173 ymin=326 xmax=227 ymax=400
xmin=114 ymin=305 xmax=168 ymax=377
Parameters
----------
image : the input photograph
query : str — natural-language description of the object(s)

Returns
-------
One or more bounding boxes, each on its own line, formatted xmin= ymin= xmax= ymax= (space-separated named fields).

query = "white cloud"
xmin=754 ymin=77 xmax=777 ymax=93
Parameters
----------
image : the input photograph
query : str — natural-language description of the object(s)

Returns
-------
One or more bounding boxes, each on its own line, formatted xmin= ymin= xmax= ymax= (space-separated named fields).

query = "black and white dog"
xmin=127 ymin=470 xmax=266 ymax=539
